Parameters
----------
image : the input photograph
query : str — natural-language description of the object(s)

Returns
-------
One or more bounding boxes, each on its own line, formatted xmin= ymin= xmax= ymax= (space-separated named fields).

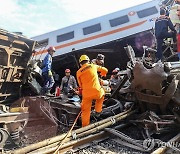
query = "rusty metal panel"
xmin=132 ymin=62 xmax=168 ymax=96
xmin=135 ymin=91 xmax=163 ymax=104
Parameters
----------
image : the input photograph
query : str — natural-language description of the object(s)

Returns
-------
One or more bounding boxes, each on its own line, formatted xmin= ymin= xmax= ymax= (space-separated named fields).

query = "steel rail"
xmin=12 ymin=108 xmax=136 ymax=154
xmin=28 ymin=124 xmax=129 ymax=154
xmin=151 ymin=133 xmax=180 ymax=154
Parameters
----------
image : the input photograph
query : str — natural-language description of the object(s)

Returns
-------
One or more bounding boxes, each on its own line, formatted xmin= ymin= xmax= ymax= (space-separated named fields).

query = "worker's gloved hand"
xmin=48 ymin=70 xmax=53 ymax=77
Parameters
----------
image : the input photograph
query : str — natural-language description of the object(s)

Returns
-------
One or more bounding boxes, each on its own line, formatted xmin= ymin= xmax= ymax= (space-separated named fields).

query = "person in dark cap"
xmin=92 ymin=54 xmax=105 ymax=66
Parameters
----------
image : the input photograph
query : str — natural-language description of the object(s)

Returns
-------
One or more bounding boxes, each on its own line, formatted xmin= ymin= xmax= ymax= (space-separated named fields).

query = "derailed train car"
xmin=0 ymin=29 xmax=36 ymax=104
xmin=0 ymin=29 xmax=36 ymax=149
xmin=31 ymin=0 xmax=161 ymax=78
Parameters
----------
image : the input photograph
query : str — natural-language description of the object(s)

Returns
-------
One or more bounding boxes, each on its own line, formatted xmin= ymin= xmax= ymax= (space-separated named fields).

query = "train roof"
xmin=32 ymin=0 xmax=160 ymax=39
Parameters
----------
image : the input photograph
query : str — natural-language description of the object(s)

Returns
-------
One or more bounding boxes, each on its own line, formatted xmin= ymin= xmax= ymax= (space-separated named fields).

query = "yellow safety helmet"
xmin=79 ymin=55 xmax=90 ymax=63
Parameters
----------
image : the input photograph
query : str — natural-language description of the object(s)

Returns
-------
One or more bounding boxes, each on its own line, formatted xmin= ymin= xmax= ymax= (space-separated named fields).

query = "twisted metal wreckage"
xmin=0 ymin=26 xmax=180 ymax=153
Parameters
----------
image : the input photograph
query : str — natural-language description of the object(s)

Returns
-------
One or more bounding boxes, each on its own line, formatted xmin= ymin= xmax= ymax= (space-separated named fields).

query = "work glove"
xmin=48 ymin=70 xmax=53 ymax=77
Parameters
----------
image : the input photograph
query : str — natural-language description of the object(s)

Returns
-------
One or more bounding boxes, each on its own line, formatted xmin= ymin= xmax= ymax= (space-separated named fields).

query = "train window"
xmin=35 ymin=38 xmax=49 ymax=49
xmin=109 ymin=15 xmax=129 ymax=27
xmin=57 ymin=31 xmax=74 ymax=43
xmin=83 ymin=23 xmax=101 ymax=35
xmin=137 ymin=6 xmax=158 ymax=18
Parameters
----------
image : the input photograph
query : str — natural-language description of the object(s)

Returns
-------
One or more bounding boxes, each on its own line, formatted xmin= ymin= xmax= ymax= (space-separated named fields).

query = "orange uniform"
xmin=76 ymin=63 xmax=108 ymax=127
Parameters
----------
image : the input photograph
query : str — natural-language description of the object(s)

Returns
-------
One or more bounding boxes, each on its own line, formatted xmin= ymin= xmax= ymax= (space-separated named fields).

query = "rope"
xmin=53 ymin=111 xmax=82 ymax=154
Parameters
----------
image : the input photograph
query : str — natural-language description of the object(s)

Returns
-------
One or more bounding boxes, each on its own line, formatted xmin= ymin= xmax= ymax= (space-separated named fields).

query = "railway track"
xmin=67 ymin=133 xmax=180 ymax=154
xmin=11 ymin=108 xmax=136 ymax=154
xmin=8 ymin=107 xmax=179 ymax=154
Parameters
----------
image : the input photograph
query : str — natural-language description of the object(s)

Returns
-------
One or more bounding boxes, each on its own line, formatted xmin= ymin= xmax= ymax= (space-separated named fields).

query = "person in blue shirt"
xmin=42 ymin=46 xmax=56 ymax=95
xmin=155 ymin=8 xmax=177 ymax=62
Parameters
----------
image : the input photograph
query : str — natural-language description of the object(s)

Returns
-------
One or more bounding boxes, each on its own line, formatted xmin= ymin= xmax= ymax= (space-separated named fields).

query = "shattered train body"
xmin=116 ymin=45 xmax=180 ymax=136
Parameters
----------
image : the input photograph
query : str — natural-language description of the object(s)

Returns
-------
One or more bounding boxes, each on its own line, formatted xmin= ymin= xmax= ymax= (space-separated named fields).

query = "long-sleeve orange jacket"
xmin=76 ymin=63 xmax=108 ymax=98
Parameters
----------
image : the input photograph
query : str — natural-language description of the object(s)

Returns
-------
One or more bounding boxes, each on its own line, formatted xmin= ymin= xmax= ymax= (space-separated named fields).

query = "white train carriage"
xmin=32 ymin=0 xmax=160 ymax=60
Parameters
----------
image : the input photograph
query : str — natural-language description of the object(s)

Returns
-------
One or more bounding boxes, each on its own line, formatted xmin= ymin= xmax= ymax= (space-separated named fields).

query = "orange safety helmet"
xmin=47 ymin=46 xmax=56 ymax=52
xmin=65 ymin=69 xmax=71 ymax=73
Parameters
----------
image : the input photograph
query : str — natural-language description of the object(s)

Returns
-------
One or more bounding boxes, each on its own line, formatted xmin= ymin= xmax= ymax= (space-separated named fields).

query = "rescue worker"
xmin=92 ymin=54 xmax=105 ymax=85
xmin=110 ymin=68 xmax=120 ymax=81
xmin=169 ymin=0 xmax=180 ymax=60
xmin=110 ymin=68 xmax=121 ymax=91
xmin=76 ymin=55 xmax=108 ymax=127
xmin=42 ymin=46 xmax=56 ymax=95
xmin=60 ymin=69 xmax=78 ymax=94
xmin=91 ymin=54 xmax=105 ymax=66
xmin=155 ymin=8 xmax=177 ymax=62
